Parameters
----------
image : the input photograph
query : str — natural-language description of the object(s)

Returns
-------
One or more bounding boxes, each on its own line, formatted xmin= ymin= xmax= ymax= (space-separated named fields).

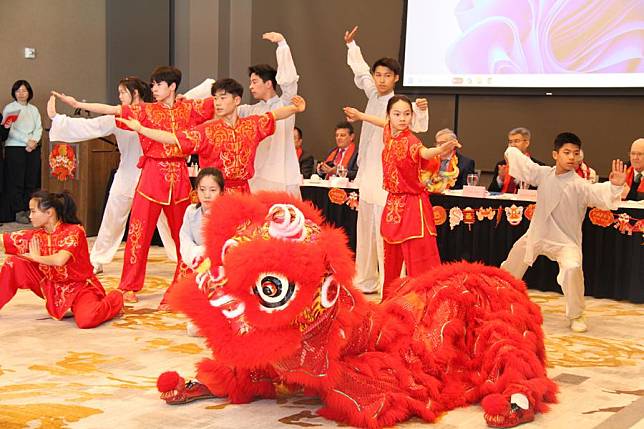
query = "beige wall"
xmin=250 ymin=0 xmax=644 ymax=174
xmin=1 ymin=0 xmax=640 ymax=176
xmin=0 ymin=0 xmax=106 ymax=121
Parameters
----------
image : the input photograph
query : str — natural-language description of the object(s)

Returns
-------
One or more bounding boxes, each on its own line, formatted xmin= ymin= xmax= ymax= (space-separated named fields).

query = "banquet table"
xmin=300 ymin=179 xmax=643 ymax=303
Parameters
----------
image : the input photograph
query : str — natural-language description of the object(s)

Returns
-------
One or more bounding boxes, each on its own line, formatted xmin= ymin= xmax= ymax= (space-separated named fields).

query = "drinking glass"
xmin=466 ymin=173 xmax=479 ymax=186
xmin=336 ymin=165 xmax=348 ymax=178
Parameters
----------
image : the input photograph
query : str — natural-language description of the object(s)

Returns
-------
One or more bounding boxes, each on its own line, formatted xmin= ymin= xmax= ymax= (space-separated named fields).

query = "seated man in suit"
xmin=435 ymin=128 xmax=474 ymax=190
xmin=489 ymin=127 xmax=544 ymax=193
xmin=317 ymin=121 xmax=359 ymax=180
xmin=293 ymin=126 xmax=314 ymax=179
xmin=623 ymin=137 xmax=644 ymax=201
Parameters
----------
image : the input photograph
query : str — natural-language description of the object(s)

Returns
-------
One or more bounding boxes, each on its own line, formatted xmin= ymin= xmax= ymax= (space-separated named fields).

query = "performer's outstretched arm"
xmin=51 ymin=91 xmax=121 ymax=116
xmin=270 ymin=95 xmax=306 ymax=121
xmin=115 ymin=118 xmax=177 ymax=146
xmin=343 ymin=106 xmax=386 ymax=128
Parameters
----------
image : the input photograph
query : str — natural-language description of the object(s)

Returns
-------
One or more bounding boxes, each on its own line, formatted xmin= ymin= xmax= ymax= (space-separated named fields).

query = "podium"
xmin=41 ymin=133 xmax=121 ymax=236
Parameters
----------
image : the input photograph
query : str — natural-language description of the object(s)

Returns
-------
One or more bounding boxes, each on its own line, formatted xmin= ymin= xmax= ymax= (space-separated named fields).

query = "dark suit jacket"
xmin=0 ymin=114 xmax=6 ymax=193
xmin=0 ymin=114 xmax=9 ymax=142
xmin=319 ymin=145 xmax=359 ymax=180
xmin=488 ymin=156 xmax=545 ymax=192
xmin=625 ymin=161 xmax=644 ymax=201
xmin=444 ymin=152 xmax=475 ymax=190
xmin=298 ymin=149 xmax=314 ymax=179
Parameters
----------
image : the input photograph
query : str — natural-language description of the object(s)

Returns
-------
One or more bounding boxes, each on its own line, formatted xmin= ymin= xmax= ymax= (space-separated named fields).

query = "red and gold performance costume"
xmin=380 ymin=125 xmax=441 ymax=298
xmin=0 ymin=223 xmax=123 ymax=328
xmin=117 ymin=99 xmax=214 ymax=293
xmin=156 ymin=192 xmax=557 ymax=428
xmin=177 ymin=113 xmax=276 ymax=194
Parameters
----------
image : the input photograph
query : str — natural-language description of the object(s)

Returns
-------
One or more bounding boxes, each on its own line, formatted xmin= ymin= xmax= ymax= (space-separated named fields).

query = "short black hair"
xmin=554 ymin=132 xmax=582 ymax=151
xmin=294 ymin=126 xmax=303 ymax=139
xmin=212 ymin=78 xmax=244 ymax=98
xmin=248 ymin=64 xmax=277 ymax=90
xmin=335 ymin=121 xmax=354 ymax=134
xmin=371 ymin=57 xmax=401 ymax=76
xmin=150 ymin=66 xmax=182 ymax=90
xmin=11 ymin=80 xmax=34 ymax=102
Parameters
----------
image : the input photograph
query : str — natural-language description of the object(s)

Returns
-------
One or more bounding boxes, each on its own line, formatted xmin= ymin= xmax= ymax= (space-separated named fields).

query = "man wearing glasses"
xmin=489 ymin=127 xmax=545 ymax=193
xmin=623 ymin=138 xmax=644 ymax=201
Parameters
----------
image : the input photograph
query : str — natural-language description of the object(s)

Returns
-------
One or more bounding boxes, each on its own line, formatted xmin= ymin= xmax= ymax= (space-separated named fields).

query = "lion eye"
xmin=253 ymin=273 xmax=297 ymax=312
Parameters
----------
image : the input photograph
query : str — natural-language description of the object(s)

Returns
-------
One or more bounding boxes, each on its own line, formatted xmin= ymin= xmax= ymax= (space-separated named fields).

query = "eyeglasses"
xmin=631 ymin=152 xmax=644 ymax=157
xmin=508 ymin=138 xmax=527 ymax=144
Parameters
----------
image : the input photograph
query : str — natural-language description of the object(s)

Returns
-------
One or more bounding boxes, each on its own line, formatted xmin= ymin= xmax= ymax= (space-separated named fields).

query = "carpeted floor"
xmin=0 ymin=231 xmax=642 ymax=429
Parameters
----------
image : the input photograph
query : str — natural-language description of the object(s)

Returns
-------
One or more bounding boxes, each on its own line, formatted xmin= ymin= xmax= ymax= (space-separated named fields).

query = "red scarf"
xmin=296 ymin=147 xmax=302 ymax=160
xmin=325 ymin=143 xmax=356 ymax=169
xmin=502 ymin=152 xmax=533 ymax=193
xmin=624 ymin=166 xmax=644 ymax=197
xmin=576 ymin=161 xmax=592 ymax=180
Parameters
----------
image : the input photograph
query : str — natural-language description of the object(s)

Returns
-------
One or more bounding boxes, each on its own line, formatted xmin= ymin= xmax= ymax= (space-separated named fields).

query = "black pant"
xmin=0 ymin=146 xmax=41 ymax=222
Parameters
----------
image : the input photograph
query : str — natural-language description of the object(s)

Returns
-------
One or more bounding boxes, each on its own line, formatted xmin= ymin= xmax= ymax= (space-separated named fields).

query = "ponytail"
xmin=31 ymin=190 xmax=82 ymax=225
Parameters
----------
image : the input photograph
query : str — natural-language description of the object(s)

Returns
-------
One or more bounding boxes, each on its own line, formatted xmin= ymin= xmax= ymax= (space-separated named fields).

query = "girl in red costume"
xmin=0 ymin=191 xmax=123 ymax=328
xmin=344 ymin=96 xmax=460 ymax=299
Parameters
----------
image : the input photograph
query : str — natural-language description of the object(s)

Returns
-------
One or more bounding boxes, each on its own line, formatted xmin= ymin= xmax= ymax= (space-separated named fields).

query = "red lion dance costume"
xmin=157 ymin=192 xmax=557 ymax=428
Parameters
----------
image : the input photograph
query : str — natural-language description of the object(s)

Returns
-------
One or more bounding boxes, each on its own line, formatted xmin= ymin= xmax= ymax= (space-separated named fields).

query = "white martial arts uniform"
xmin=238 ymin=39 xmax=301 ymax=197
xmin=346 ymin=40 xmax=429 ymax=293
xmin=49 ymin=114 xmax=177 ymax=265
xmin=500 ymin=147 xmax=623 ymax=319
xmin=179 ymin=203 xmax=205 ymax=269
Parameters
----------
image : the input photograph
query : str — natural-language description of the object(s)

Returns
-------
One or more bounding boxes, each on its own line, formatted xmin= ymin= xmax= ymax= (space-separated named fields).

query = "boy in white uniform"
xmin=238 ymin=32 xmax=301 ymax=197
xmin=501 ymin=132 xmax=626 ymax=332
xmin=344 ymin=26 xmax=428 ymax=294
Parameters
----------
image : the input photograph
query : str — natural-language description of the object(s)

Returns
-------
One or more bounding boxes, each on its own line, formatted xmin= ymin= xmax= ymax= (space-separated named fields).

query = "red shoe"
xmin=161 ymin=380 xmax=216 ymax=405
xmin=157 ymin=303 xmax=172 ymax=312
xmin=482 ymin=393 xmax=535 ymax=428
xmin=122 ymin=291 xmax=138 ymax=303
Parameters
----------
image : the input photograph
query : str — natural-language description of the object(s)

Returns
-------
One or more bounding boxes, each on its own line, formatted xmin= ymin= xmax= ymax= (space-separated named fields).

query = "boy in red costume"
xmin=0 ymin=191 xmax=123 ymax=328
xmin=118 ymin=79 xmax=306 ymax=194
xmin=53 ymin=67 xmax=215 ymax=305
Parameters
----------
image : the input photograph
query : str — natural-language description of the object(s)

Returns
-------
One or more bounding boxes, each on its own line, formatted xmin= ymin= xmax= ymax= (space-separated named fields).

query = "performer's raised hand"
xmin=263 ymin=32 xmax=285 ymax=44
xmin=343 ymin=106 xmax=363 ymax=123
xmin=47 ymin=95 xmax=57 ymax=120
xmin=415 ymin=98 xmax=428 ymax=111
xmin=115 ymin=117 xmax=142 ymax=132
xmin=437 ymin=139 xmax=462 ymax=157
xmin=609 ymin=159 xmax=627 ymax=186
xmin=344 ymin=26 xmax=358 ymax=44
xmin=290 ymin=95 xmax=306 ymax=112
xmin=51 ymin=91 xmax=79 ymax=109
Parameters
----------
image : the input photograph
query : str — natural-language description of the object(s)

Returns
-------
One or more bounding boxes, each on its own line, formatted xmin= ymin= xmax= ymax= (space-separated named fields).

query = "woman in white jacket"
xmin=1 ymin=80 xmax=43 ymax=224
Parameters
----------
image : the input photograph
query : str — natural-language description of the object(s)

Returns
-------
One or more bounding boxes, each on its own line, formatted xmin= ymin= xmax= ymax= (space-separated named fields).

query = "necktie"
xmin=334 ymin=148 xmax=345 ymax=166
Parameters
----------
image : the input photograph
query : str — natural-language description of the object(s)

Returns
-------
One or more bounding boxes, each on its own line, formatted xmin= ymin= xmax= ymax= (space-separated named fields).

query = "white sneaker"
xmin=186 ymin=321 xmax=202 ymax=337
xmin=93 ymin=264 xmax=103 ymax=275
xmin=570 ymin=316 xmax=587 ymax=333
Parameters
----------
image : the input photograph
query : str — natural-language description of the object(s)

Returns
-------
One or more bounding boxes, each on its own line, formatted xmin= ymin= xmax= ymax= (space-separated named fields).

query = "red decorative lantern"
xmin=328 ymin=188 xmax=348 ymax=205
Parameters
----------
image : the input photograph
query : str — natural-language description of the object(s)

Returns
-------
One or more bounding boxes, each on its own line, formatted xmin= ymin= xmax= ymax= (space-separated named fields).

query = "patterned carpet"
xmin=0 ymin=234 xmax=642 ymax=429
